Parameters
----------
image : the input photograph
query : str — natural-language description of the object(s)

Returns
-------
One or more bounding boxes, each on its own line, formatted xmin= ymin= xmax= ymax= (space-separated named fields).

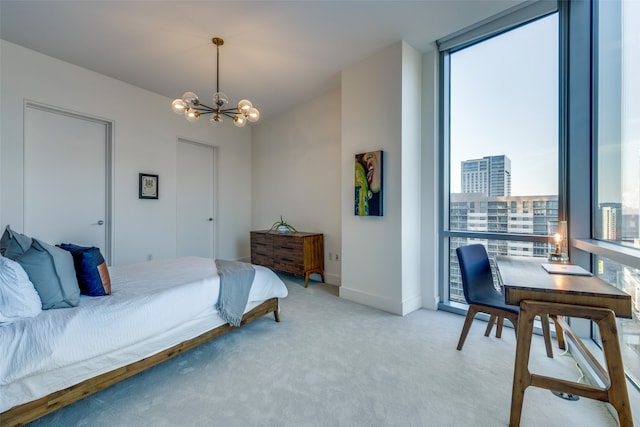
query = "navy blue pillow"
xmin=59 ymin=243 xmax=111 ymax=296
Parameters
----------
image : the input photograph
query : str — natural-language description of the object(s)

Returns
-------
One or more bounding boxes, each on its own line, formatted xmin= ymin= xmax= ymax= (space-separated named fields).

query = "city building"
xmin=449 ymin=192 xmax=558 ymax=302
xmin=461 ymin=155 xmax=511 ymax=197
xmin=597 ymin=202 xmax=622 ymax=240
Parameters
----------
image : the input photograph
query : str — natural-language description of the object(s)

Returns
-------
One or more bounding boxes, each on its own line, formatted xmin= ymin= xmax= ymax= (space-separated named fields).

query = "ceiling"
xmin=0 ymin=1 xmax=521 ymax=121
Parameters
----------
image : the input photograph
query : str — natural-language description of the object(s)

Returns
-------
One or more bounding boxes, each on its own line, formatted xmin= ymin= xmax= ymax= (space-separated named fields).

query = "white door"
xmin=23 ymin=104 xmax=109 ymax=258
xmin=176 ymin=139 xmax=215 ymax=258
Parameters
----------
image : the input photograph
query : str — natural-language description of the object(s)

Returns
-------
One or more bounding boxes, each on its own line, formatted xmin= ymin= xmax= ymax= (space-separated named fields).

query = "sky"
xmin=596 ymin=0 xmax=639 ymax=208
xmin=449 ymin=13 xmax=559 ymax=196
xmin=618 ymin=0 xmax=640 ymax=209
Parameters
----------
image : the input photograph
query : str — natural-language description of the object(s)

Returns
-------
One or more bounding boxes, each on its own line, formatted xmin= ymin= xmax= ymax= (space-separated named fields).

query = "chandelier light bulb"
xmin=233 ymin=114 xmax=247 ymax=127
xmin=247 ymin=107 xmax=260 ymax=122
xmin=184 ymin=108 xmax=200 ymax=122
xmin=182 ymin=92 xmax=199 ymax=107
xmin=214 ymin=92 xmax=229 ymax=107
xmin=171 ymin=99 xmax=188 ymax=114
xmin=237 ymin=99 xmax=253 ymax=113
xmin=210 ymin=114 xmax=223 ymax=126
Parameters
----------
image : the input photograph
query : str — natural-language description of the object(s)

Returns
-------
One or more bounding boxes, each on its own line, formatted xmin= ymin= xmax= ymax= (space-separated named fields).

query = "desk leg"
xmin=540 ymin=314 xmax=553 ymax=358
xmin=550 ymin=315 xmax=565 ymax=350
xmin=599 ymin=310 xmax=633 ymax=426
xmin=509 ymin=301 xmax=535 ymax=427
xmin=509 ymin=301 xmax=632 ymax=427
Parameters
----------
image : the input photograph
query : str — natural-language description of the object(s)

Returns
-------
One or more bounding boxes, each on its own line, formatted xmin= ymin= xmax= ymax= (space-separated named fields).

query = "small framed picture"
xmin=139 ymin=173 xmax=159 ymax=199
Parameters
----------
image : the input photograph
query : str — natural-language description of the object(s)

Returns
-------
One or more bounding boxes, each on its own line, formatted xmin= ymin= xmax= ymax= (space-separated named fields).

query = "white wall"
xmin=340 ymin=41 xmax=423 ymax=315
xmin=251 ymin=90 xmax=342 ymax=284
xmin=421 ymin=50 xmax=440 ymax=310
xmin=0 ymin=40 xmax=253 ymax=265
xmin=400 ymin=42 xmax=423 ymax=314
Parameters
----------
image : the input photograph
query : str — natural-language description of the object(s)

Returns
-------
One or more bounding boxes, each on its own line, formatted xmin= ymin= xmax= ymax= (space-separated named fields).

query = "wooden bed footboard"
xmin=1 ymin=298 xmax=280 ymax=427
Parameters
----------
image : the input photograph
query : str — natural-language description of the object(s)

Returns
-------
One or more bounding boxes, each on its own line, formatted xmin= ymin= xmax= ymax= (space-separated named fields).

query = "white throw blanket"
xmin=215 ymin=259 xmax=255 ymax=326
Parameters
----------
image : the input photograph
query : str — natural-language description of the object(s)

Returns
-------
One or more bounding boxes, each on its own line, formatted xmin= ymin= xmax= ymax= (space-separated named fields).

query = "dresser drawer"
xmin=273 ymin=259 xmax=304 ymax=276
xmin=251 ymin=253 xmax=273 ymax=268
xmin=273 ymin=244 xmax=303 ymax=260
xmin=250 ymin=233 xmax=271 ymax=261
xmin=272 ymin=235 xmax=302 ymax=251
xmin=251 ymin=243 xmax=271 ymax=257
xmin=251 ymin=232 xmax=272 ymax=247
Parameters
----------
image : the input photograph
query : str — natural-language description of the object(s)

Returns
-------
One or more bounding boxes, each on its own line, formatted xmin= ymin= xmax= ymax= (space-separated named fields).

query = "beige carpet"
xmin=25 ymin=275 xmax=623 ymax=426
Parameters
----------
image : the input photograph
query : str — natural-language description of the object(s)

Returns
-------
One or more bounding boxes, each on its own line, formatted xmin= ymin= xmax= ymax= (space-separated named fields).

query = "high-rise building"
xmin=461 ymin=155 xmax=511 ymax=197
xmin=598 ymin=203 xmax=622 ymax=240
xmin=448 ymin=193 xmax=558 ymax=302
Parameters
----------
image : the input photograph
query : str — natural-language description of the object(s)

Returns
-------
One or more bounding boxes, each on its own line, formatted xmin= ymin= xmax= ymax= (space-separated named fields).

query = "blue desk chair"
xmin=455 ymin=244 xmax=554 ymax=357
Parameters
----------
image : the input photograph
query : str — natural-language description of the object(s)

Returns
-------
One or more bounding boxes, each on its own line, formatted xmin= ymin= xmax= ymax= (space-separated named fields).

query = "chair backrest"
xmin=456 ymin=244 xmax=497 ymax=305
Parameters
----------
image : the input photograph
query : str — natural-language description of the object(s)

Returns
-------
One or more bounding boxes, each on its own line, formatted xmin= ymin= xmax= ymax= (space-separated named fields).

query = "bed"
xmin=0 ymin=256 xmax=288 ymax=426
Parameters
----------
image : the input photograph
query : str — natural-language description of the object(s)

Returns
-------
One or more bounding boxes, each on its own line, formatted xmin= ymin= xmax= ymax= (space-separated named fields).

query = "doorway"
xmin=23 ymin=102 xmax=112 ymax=262
xmin=176 ymin=138 xmax=216 ymax=258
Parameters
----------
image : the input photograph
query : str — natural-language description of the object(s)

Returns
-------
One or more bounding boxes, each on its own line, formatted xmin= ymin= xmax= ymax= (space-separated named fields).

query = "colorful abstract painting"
xmin=355 ymin=150 xmax=383 ymax=216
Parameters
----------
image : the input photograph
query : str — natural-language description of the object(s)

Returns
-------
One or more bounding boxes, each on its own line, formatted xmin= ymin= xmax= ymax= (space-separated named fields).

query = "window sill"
xmin=573 ymin=238 xmax=640 ymax=270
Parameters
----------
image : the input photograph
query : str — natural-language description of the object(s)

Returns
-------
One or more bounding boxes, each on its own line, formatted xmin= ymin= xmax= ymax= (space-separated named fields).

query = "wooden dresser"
xmin=250 ymin=230 xmax=324 ymax=287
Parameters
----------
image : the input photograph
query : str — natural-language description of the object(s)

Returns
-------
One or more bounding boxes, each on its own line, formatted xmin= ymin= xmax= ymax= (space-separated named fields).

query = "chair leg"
xmin=457 ymin=305 xmax=479 ymax=351
xmin=485 ymin=314 xmax=497 ymax=337
xmin=505 ymin=312 xmax=519 ymax=339
xmin=495 ymin=316 xmax=505 ymax=338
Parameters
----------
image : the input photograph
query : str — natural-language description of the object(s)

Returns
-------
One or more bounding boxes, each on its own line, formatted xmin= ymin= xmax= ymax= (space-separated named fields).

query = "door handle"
xmin=208 ymin=218 xmax=213 ymax=222
xmin=96 ymin=220 xmax=105 ymax=226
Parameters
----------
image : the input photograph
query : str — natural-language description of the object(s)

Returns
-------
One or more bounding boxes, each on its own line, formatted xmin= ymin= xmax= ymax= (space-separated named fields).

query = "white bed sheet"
xmin=0 ymin=257 xmax=287 ymax=413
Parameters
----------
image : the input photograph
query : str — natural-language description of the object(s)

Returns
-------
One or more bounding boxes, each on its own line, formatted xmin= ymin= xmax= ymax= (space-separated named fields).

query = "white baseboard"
xmin=322 ymin=272 xmax=341 ymax=286
xmin=338 ymin=286 xmax=402 ymax=315
xmin=339 ymin=287 xmax=423 ymax=316
xmin=401 ymin=294 xmax=423 ymax=315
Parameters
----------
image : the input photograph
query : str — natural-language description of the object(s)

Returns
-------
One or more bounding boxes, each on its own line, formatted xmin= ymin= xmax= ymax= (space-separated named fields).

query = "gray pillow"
xmin=15 ymin=239 xmax=80 ymax=309
xmin=0 ymin=225 xmax=32 ymax=259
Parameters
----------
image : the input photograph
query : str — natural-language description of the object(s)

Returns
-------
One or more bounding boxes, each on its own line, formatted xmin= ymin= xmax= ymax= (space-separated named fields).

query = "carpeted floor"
xmin=25 ymin=275 xmax=622 ymax=426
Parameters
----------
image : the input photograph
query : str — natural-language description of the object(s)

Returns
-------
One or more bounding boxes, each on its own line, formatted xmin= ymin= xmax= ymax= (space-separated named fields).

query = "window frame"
xmin=437 ymin=1 xmax=562 ymax=310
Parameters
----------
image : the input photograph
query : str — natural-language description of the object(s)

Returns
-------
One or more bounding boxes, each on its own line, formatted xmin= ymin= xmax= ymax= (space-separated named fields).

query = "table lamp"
xmin=548 ymin=220 xmax=569 ymax=263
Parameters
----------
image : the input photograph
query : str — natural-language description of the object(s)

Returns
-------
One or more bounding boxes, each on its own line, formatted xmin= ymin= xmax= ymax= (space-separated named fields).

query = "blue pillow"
xmin=15 ymin=239 xmax=80 ymax=309
xmin=0 ymin=225 xmax=33 ymax=259
xmin=59 ymin=243 xmax=111 ymax=296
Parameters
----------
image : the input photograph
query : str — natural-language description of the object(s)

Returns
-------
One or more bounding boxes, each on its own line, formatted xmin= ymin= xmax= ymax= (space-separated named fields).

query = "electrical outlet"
xmin=147 ymin=254 xmax=153 ymax=261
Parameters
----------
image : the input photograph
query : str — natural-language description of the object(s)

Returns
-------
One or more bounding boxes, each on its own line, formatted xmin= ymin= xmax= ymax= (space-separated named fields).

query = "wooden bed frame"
xmin=1 ymin=298 xmax=280 ymax=427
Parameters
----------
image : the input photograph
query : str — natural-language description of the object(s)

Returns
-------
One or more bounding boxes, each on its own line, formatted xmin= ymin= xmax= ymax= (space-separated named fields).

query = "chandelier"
xmin=171 ymin=37 xmax=260 ymax=127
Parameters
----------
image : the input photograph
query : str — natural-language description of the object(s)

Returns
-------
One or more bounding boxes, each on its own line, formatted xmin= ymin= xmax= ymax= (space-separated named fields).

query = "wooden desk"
xmin=496 ymin=256 xmax=633 ymax=427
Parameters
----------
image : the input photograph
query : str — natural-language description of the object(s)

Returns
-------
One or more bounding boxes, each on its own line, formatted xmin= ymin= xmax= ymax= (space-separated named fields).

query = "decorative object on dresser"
xmin=270 ymin=215 xmax=297 ymax=234
xmin=251 ymin=230 xmax=324 ymax=288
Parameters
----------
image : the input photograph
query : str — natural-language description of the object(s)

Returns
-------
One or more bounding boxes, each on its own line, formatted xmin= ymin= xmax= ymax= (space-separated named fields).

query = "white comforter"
xmin=0 ymin=257 xmax=288 ymax=412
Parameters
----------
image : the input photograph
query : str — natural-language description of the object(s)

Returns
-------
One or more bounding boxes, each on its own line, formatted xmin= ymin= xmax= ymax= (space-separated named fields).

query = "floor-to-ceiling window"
xmin=438 ymin=2 xmax=560 ymax=306
xmin=593 ymin=0 xmax=640 ymax=386
xmin=439 ymin=0 xmax=640 ymax=389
